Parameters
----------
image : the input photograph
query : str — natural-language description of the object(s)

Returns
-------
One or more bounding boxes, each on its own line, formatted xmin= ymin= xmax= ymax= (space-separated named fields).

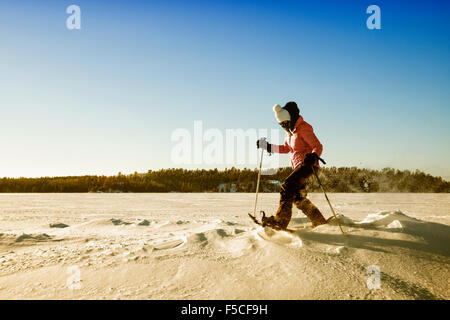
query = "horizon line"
xmin=1 ymin=166 xmax=448 ymax=182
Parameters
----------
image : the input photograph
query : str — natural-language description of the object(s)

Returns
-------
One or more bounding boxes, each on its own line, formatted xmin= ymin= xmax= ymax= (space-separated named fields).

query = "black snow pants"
xmin=274 ymin=164 xmax=327 ymax=229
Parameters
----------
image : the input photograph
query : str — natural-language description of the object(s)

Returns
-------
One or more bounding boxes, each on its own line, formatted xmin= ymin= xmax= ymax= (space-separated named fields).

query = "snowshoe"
xmin=248 ymin=211 xmax=296 ymax=233
xmin=248 ymin=211 xmax=337 ymax=232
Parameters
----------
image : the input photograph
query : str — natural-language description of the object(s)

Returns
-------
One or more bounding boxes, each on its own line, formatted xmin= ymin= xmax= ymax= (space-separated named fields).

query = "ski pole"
xmin=253 ymin=140 xmax=265 ymax=217
xmin=311 ymin=165 xmax=345 ymax=235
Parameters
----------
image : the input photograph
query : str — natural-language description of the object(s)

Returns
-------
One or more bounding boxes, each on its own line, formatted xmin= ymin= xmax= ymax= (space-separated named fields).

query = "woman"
xmin=256 ymin=101 xmax=328 ymax=229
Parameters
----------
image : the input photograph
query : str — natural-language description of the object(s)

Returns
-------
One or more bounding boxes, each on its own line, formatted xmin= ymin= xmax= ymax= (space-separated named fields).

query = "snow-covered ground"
xmin=0 ymin=193 xmax=448 ymax=300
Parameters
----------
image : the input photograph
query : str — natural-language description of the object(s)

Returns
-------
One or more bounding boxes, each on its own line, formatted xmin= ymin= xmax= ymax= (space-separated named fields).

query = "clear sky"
xmin=1 ymin=0 xmax=449 ymax=179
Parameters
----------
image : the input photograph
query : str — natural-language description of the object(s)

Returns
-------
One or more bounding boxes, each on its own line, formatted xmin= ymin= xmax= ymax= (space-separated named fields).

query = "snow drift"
xmin=0 ymin=193 xmax=448 ymax=299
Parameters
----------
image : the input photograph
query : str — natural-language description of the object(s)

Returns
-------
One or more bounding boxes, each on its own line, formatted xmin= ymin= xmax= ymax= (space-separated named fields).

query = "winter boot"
xmin=272 ymin=198 xmax=294 ymax=229
xmin=261 ymin=212 xmax=285 ymax=230
xmin=294 ymin=198 xmax=327 ymax=227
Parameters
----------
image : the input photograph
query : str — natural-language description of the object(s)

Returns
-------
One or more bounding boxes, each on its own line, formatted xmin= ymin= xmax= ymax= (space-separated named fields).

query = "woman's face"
xmin=279 ymin=120 xmax=291 ymax=133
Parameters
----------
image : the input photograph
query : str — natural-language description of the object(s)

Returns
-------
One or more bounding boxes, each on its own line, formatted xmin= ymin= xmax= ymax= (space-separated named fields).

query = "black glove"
xmin=303 ymin=153 xmax=320 ymax=166
xmin=256 ymin=139 xmax=272 ymax=153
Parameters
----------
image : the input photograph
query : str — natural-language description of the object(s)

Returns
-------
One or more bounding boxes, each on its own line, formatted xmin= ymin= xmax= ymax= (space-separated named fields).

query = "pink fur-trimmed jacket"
xmin=272 ymin=115 xmax=323 ymax=169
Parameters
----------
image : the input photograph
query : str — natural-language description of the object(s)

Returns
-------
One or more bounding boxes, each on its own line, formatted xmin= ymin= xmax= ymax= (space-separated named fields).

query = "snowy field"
xmin=0 ymin=193 xmax=448 ymax=300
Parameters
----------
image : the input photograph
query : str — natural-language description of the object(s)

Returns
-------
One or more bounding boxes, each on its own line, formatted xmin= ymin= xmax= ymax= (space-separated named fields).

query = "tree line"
xmin=0 ymin=167 xmax=448 ymax=193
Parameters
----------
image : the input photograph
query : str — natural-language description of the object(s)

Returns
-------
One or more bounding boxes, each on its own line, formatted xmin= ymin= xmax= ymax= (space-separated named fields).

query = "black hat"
xmin=282 ymin=101 xmax=300 ymax=130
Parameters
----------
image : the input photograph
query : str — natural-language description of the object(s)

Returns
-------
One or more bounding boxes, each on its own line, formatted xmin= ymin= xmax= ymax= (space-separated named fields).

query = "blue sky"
xmin=0 ymin=0 xmax=449 ymax=179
